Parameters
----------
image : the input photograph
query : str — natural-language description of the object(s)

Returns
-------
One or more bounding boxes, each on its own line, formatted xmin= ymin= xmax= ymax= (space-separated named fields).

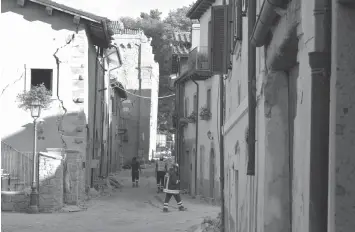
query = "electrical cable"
xmin=111 ymin=83 xmax=175 ymax=99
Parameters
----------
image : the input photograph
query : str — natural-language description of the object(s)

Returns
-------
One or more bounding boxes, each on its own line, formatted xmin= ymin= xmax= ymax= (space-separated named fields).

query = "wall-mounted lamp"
xmin=207 ymin=131 xmax=214 ymax=140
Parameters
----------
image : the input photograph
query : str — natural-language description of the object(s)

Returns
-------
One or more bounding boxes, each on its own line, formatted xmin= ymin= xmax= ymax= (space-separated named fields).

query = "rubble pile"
xmin=92 ymin=174 xmax=123 ymax=196
xmin=201 ymin=213 xmax=222 ymax=232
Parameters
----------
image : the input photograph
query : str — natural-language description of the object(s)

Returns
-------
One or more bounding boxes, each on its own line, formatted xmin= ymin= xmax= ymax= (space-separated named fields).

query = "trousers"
xmin=163 ymin=193 xmax=183 ymax=209
xmin=156 ymin=171 xmax=165 ymax=188
xmin=132 ymin=171 xmax=139 ymax=183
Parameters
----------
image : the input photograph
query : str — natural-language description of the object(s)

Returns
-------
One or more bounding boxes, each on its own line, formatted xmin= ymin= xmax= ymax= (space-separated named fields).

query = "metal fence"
xmin=1 ymin=141 xmax=33 ymax=191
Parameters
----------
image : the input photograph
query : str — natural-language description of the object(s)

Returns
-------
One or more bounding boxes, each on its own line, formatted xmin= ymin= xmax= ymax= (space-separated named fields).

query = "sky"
xmin=54 ymin=0 xmax=196 ymax=20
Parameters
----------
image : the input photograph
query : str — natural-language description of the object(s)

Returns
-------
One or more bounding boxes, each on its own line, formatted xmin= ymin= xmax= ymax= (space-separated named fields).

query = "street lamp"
xmin=28 ymin=99 xmax=41 ymax=214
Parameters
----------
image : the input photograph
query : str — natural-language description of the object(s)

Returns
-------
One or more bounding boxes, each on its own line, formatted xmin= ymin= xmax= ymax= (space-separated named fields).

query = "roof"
xmin=172 ymin=32 xmax=191 ymax=44
xmin=186 ymin=0 xmax=216 ymax=20
xmin=29 ymin=0 xmax=109 ymax=22
xmin=25 ymin=0 xmax=114 ymax=48
xmin=171 ymin=32 xmax=191 ymax=56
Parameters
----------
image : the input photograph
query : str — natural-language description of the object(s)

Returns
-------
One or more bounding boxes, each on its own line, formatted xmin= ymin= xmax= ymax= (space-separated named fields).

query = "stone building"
xmin=172 ymin=23 xmax=221 ymax=202
xmin=185 ymin=0 xmax=355 ymax=232
xmin=111 ymin=30 xmax=160 ymax=163
xmin=0 ymin=0 xmax=125 ymax=210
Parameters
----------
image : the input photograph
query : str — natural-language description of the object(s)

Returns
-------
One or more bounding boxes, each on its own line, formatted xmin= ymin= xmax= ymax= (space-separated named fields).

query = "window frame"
xmin=25 ymin=61 xmax=57 ymax=98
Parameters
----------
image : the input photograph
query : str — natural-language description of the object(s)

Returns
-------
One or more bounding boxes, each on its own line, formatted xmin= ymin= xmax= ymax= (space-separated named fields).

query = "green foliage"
xmin=17 ymin=84 xmax=52 ymax=111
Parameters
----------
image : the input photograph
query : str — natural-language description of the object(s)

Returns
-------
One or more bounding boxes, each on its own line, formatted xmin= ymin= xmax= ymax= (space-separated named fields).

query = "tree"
xmin=120 ymin=5 xmax=193 ymax=134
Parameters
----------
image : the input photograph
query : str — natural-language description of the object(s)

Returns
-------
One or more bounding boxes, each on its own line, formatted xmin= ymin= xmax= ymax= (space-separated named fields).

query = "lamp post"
xmin=28 ymin=99 xmax=41 ymax=214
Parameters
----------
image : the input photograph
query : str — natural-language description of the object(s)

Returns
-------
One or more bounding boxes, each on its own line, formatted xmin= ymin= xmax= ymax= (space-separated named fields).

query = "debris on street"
xmin=200 ymin=213 xmax=222 ymax=232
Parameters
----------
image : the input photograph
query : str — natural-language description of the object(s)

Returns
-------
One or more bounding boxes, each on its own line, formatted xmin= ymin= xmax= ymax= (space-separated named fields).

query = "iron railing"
xmin=1 ymin=141 xmax=33 ymax=191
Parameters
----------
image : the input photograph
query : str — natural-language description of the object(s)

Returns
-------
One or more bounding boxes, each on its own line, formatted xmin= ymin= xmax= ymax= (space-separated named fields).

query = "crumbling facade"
xmin=112 ymin=30 xmax=160 ymax=163
xmin=0 ymin=0 xmax=122 ymax=210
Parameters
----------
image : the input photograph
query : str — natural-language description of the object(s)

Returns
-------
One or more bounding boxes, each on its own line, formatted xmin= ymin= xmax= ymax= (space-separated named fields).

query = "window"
xmin=207 ymin=89 xmax=211 ymax=110
xmin=184 ymin=97 xmax=189 ymax=117
xmin=31 ymin=69 xmax=53 ymax=91
xmin=210 ymin=5 xmax=229 ymax=74
xmin=193 ymin=94 xmax=197 ymax=112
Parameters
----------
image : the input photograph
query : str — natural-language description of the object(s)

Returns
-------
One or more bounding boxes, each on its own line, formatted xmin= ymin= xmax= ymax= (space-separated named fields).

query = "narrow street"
xmin=1 ymin=167 xmax=219 ymax=232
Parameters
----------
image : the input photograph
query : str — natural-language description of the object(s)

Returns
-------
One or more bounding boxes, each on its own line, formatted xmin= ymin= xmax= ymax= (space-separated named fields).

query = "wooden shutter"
xmin=171 ymin=55 xmax=178 ymax=74
xmin=193 ymin=94 xmax=197 ymax=112
xmin=236 ymin=0 xmax=243 ymax=40
xmin=208 ymin=21 xmax=212 ymax=70
xmin=227 ymin=0 xmax=234 ymax=69
xmin=207 ymin=89 xmax=211 ymax=110
xmin=211 ymin=5 xmax=228 ymax=74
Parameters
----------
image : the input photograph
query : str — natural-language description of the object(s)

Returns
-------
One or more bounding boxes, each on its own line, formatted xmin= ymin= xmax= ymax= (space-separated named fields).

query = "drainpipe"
xmin=219 ymin=73 xmax=225 ymax=232
xmin=91 ymin=49 xmax=100 ymax=187
xmin=218 ymin=1 xmax=227 ymax=231
xmin=136 ymin=44 xmax=142 ymax=159
xmin=250 ymin=0 xmax=286 ymax=47
xmin=308 ymin=0 xmax=331 ymax=230
xmin=105 ymin=45 xmax=123 ymax=175
xmin=190 ymin=77 xmax=199 ymax=197
xmin=247 ymin=0 xmax=256 ymax=176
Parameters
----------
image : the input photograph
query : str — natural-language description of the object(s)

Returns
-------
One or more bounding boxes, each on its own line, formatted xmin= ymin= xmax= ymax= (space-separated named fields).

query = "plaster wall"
xmin=329 ymin=4 xmax=355 ymax=232
xmin=223 ymin=1 xmax=314 ymax=232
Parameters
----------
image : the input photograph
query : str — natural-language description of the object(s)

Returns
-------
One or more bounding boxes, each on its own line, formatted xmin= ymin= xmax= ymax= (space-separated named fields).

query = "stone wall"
xmin=1 ymin=192 xmax=30 ymax=212
xmin=38 ymin=151 xmax=64 ymax=212
xmin=64 ymin=150 xmax=85 ymax=204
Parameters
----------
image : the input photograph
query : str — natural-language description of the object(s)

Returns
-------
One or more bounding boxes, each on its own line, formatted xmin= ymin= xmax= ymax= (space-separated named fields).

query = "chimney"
xmin=191 ymin=24 xmax=200 ymax=49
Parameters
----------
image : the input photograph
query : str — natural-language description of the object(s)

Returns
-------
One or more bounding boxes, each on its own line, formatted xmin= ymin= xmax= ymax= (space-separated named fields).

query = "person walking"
xmin=156 ymin=156 xmax=167 ymax=193
xmin=162 ymin=163 xmax=186 ymax=212
xmin=131 ymin=157 xmax=141 ymax=188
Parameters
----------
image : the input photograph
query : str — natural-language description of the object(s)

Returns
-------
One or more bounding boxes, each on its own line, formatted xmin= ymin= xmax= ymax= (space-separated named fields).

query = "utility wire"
xmin=111 ymin=83 xmax=175 ymax=99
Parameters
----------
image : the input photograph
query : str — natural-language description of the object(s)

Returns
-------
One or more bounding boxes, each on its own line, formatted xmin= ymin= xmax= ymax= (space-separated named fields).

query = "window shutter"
xmin=211 ymin=5 xmax=228 ymax=74
xmin=171 ymin=55 xmax=178 ymax=74
xmin=207 ymin=89 xmax=211 ymax=110
xmin=231 ymin=0 xmax=236 ymax=48
xmin=227 ymin=1 xmax=234 ymax=70
xmin=236 ymin=0 xmax=243 ymax=40
xmin=208 ymin=21 xmax=212 ymax=70
xmin=193 ymin=94 xmax=197 ymax=112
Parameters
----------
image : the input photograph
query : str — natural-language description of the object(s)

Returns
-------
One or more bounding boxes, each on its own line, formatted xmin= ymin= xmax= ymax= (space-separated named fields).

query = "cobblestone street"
xmin=1 ymin=168 xmax=219 ymax=232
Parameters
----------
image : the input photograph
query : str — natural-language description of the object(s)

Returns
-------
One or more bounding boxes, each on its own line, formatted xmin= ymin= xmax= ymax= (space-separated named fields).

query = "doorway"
xmin=209 ymin=148 xmax=215 ymax=198
xmin=199 ymin=145 xmax=205 ymax=195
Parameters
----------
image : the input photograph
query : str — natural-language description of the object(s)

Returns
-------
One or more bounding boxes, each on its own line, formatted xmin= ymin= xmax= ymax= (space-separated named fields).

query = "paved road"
xmin=2 ymin=168 xmax=219 ymax=232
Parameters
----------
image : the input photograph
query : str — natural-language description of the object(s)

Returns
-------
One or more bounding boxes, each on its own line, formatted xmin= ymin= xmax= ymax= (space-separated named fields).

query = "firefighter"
xmin=131 ymin=157 xmax=141 ymax=188
xmin=156 ymin=156 xmax=167 ymax=193
xmin=162 ymin=163 xmax=186 ymax=212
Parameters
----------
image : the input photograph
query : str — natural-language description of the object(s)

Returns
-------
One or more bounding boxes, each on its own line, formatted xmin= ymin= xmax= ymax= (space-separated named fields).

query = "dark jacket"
xmin=131 ymin=160 xmax=140 ymax=172
xmin=163 ymin=171 xmax=180 ymax=194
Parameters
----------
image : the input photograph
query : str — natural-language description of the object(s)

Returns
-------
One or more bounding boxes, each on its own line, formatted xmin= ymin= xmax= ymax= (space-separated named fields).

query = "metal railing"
xmin=187 ymin=46 xmax=210 ymax=72
xmin=1 ymin=141 xmax=33 ymax=191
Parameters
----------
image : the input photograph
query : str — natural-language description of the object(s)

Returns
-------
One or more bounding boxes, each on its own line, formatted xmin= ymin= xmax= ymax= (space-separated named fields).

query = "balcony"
xmin=181 ymin=46 xmax=211 ymax=80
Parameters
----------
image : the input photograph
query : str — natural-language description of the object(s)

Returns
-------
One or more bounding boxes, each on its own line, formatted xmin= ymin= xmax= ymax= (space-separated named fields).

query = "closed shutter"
xmin=208 ymin=21 xmax=212 ymax=70
xmin=211 ymin=5 xmax=228 ymax=74
xmin=207 ymin=89 xmax=211 ymax=111
xmin=236 ymin=0 xmax=243 ymax=40
xmin=227 ymin=1 xmax=234 ymax=70
xmin=171 ymin=55 xmax=178 ymax=74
